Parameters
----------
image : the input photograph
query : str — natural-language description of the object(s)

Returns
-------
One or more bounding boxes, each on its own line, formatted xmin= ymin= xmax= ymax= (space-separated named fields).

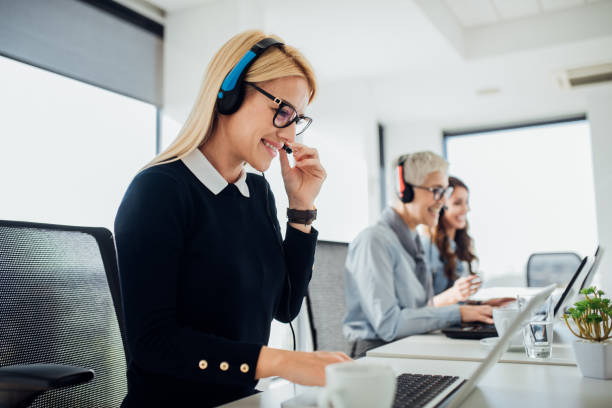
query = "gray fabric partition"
xmin=0 ymin=0 xmax=163 ymax=106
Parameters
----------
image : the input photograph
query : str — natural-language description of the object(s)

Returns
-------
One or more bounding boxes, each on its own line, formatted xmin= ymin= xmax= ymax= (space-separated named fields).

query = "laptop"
xmin=282 ymin=284 xmax=556 ymax=408
xmin=442 ymin=253 xmax=591 ymax=340
xmin=549 ymin=245 xmax=603 ymax=320
xmin=552 ymin=256 xmax=589 ymax=318
xmin=579 ymin=246 xmax=603 ymax=291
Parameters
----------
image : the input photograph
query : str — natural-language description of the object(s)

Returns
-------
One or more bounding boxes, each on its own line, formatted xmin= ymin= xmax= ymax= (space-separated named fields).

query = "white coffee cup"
xmin=318 ymin=362 xmax=396 ymax=408
xmin=493 ymin=306 xmax=522 ymax=348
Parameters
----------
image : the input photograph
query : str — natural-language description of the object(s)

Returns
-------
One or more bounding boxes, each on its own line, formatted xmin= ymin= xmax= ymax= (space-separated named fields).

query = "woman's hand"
xmin=432 ymin=275 xmax=481 ymax=307
xmin=279 ymin=142 xmax=326 ymax=210
xmin=483 ymin=297 xmax=516 ymax=308
xmin=459 ymin=305 xmax=494 ymax=324
xmin=452 ymin=275 xmax=482 ymax=301
xmin=255 ymin=347 xmax=352 ymax=386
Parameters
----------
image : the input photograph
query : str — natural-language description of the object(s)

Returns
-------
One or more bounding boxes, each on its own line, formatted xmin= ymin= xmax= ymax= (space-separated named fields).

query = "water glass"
xmin=523 ymin=320 xmax=553 ymax=359
xmin=518 ymin=294 xmax=554 ymax=359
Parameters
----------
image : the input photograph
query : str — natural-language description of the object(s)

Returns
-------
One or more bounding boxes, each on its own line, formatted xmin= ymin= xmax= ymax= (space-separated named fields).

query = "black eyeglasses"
xmin=246 ymin=83 xmax=312 ymax=135
xmin=413 ymin=185 xmax=454 ymax=201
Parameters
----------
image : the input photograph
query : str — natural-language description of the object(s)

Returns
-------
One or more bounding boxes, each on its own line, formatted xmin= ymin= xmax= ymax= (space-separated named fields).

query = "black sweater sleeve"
xmin=114 ymin=170 xmax=262 ymax=387
xmin=263 ymin=183 xmax=318 ymax=323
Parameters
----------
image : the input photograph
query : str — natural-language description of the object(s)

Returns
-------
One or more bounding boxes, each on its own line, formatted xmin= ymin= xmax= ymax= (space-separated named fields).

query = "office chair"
xmin=0 ymin=220 xmax=127 ymax=407
xmin=305 ymin=240 xmax=351 ymax=354
xmin=526 ymin=251 xmax=582 ymax=287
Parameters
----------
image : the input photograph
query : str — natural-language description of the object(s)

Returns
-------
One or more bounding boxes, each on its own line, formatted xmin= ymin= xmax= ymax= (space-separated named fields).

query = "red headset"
xmin=396 ymin=155 xmax=415 ymax=203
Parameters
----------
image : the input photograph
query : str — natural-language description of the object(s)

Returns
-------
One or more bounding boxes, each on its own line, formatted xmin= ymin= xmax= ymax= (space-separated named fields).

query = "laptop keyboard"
xmin=460 ymin=323 xmax=496 ymax=331
xmin=442 ymin=322 xmax=497 ymax=339
xmin=393 ymin=373 xmax=460 ymax=408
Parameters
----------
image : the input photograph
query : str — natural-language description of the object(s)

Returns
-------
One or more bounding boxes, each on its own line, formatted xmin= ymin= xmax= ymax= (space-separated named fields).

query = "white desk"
xmin=366 ymin=332 xmax=576 ymax=366
xmin=470 ymin=286 xmax=547 ymax=301
xmin=219 ymin=357 xmax=611 ymax=407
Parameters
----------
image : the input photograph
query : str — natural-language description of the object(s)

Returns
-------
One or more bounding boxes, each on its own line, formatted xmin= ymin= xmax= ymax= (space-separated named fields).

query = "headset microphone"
xmin=282 ymin=144 xmax=292 ymax=154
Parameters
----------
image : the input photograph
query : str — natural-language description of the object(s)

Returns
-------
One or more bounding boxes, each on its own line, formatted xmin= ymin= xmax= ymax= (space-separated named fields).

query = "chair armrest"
xmin=0 ymin=364 xmax=94 ymax=408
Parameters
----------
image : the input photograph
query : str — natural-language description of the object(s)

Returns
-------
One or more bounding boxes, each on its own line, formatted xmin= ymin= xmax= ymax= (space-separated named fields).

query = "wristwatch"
xmin=287 ymin=207 xmax=317 ymax=225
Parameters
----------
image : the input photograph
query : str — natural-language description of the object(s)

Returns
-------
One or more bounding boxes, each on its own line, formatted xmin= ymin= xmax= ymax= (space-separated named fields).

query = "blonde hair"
xmin=148 ymin=30 xmax=317 ymax=168
xmin=395 ymin=151 xmax=449 ymax=186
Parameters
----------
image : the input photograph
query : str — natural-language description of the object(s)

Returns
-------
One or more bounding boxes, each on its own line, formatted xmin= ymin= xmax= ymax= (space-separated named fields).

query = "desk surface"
xmin=219 ymin=357 xmax=611 ymax=408
xmin=366 ymin=332 xmax=576 ymax=366
xmin=470 ymin=286 xmax=547 ymax=301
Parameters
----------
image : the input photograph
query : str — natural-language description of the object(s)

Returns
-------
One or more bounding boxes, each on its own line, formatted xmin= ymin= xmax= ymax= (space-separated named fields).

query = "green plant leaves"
xmin=580 ymin=287 xmax=596 ymax=295
xmin=586 ymin=314 xmax=603 ymax=324
xmin=564 ymin=286 xmax=612 ymax=342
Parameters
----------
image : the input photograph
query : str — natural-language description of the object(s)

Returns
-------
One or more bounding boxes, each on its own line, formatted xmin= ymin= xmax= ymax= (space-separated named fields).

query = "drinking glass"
xmin=518 ymin=294 xmax=554 ymax=359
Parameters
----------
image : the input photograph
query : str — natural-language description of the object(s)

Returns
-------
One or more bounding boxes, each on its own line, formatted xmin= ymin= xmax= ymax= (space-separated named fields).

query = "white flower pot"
xmin=571 ymin=340 xmax=612 ymax=380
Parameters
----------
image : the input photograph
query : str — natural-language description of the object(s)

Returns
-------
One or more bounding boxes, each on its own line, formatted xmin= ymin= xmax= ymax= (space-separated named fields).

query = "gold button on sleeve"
xmin=240 ymin=363 xmax=249 ymax=373
xmin=198 ymin=360 xmax=208 ymax=370
xmin=220 ymin=361 xmax=229 ymax=371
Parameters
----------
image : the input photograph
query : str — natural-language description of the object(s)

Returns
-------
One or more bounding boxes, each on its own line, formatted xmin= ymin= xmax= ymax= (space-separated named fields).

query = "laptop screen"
xmin=552 ymin=256 xmax=587 ymax=318
xmin=579 ymin=246 xmax=603 ymax=291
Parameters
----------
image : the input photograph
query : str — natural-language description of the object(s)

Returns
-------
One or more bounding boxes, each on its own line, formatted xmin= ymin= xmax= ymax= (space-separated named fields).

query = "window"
xmin=0 ymin=55 xmax=156 ymax=230
xmin=444 ymin=119 xmax=598 ymax=286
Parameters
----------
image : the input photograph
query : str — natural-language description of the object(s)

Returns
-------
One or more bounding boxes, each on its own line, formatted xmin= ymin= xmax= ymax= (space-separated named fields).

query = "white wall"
xmin=588 ymin=91 xmax=612 ymax=294
xmin=308 ymin=79 xmax=380 ymax=239
xmin=383 ymin=121 xmax=443 ymax=204
xmin=162 ymin=0 xmax=265 ymax=130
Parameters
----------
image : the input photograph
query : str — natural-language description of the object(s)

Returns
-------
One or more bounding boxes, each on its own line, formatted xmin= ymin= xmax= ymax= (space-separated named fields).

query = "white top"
xmin=181 ymin=149 xmax=250 ymax=197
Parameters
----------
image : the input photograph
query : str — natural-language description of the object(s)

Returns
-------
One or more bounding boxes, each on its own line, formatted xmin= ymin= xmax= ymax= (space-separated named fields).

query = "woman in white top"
xmin=423 ymin=176 xmax=513 ymax=308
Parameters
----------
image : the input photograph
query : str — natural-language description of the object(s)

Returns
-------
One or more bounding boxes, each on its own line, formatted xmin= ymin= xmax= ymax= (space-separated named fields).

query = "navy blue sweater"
xmin=114 ymin=160 xmax=317 ymax=407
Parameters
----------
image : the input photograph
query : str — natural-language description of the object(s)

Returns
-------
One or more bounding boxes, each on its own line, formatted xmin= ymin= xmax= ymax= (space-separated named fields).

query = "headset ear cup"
xmin=217 ymin=82 xmax=246 ymax=115
xmin=403 ymin=184 xmax=414 ymax=203
xmin=396 ymin=161 xmax=414 ymax=203
xmin=217 ymin=38 xmax=283 ymax=116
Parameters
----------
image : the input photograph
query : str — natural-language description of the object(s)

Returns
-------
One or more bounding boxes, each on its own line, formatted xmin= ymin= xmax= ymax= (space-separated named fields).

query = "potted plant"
xmin=563 ymin=286 xmax=612 ymax=380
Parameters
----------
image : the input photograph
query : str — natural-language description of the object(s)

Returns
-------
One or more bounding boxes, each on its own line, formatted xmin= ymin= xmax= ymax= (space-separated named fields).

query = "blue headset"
xmin=216 ymin=38 xmax=284 ymax=115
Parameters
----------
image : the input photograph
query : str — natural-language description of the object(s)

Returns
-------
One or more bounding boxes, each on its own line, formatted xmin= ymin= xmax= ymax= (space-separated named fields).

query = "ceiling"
xmin=444 ymin=0 xmax=609 ymax=28
xmin=144 ymin=0 xmax=612 ymax=22
xmin=138 ymin=0 xmax=612 ymax=127
xmin=144 ymin=0 xmax=215 ymax=12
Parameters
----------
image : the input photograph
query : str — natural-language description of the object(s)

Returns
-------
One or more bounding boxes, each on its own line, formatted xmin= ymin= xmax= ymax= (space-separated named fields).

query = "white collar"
xmin=181 ymin=149 xmax=250 ymax=198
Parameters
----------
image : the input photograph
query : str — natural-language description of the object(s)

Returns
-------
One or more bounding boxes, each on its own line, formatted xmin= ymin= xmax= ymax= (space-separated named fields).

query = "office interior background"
xmin=1 ymin=0 xmax=611 ymax=348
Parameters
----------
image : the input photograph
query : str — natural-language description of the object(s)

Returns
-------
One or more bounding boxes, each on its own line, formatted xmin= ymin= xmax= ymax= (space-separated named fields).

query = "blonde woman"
xmin=114 ymin=31 xmax=350 ymax=407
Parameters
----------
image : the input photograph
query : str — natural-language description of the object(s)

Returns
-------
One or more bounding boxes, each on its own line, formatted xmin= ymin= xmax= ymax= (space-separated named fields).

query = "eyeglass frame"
xmin=412 ymin=185 xmax=454 ymax=201
xmin=246 ymin=82 xmax=313 ymax=135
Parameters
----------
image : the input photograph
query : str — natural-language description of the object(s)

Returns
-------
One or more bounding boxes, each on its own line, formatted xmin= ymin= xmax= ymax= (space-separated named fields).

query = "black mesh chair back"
xmin=0 ymin=220 xmax=127 ymax=407
xmin=526 ymin=251 xmax=582 ymax=287
xmin=306 ymin=240 xmax=350 ymax=353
